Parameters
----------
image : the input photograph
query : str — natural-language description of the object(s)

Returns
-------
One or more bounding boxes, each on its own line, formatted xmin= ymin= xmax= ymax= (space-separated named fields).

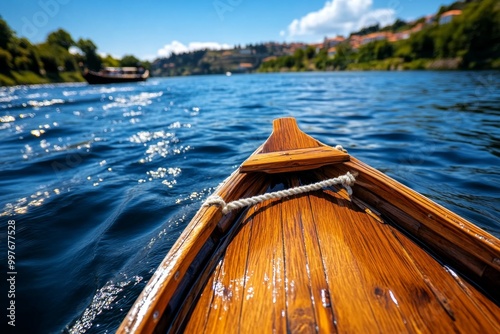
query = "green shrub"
xmin=11 ymin=71 xmax=48 ymax=84
xmin=14 ymin=56 xmax=32 ymax=71
xmin=491 ymin=58 xmax=500 ymax=69
xmin=0 ymin=73 xmax=15 ymax=86
xmin=0 ymin=48 xmax=13 ymax=72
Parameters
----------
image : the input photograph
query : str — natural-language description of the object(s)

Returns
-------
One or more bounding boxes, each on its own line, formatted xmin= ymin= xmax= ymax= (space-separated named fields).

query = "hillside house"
xmin=360 ymin=32 xmax=390 ymax=45
xmin=439 ymin=10 xmax=462 ymax=24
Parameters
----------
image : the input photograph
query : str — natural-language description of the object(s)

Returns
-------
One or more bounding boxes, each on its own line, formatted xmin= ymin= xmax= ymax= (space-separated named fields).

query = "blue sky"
xmin=1 ymin=0 xmax=456 ymax=60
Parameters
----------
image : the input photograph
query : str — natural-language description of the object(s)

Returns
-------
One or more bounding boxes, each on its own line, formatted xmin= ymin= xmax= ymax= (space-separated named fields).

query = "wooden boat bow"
xmin=241 ymin=118 xmax=349 ymax=173
xmin=118 ymin=117 xmax=500 ymax=334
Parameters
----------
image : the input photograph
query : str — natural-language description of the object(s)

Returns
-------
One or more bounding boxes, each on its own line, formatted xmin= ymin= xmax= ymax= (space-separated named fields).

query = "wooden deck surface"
xmin=184 ymin=176 xmax=500 ymax=333
xmin=118 ymin=118 xmax=500 ymax=333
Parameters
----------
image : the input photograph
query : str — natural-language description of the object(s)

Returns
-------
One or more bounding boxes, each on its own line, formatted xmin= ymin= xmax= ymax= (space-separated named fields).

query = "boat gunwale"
xmin=321 ymin=158 xmax=500 ymax=302
xmin=117 ymin=117 xmax=500 ymax=333
xmin=117 ymin=170 xmax=269 ymax=333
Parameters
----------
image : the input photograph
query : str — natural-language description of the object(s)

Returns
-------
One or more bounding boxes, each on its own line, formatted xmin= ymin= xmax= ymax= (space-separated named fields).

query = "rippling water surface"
xmin=1 ymin=71 xmax=499 ymax=333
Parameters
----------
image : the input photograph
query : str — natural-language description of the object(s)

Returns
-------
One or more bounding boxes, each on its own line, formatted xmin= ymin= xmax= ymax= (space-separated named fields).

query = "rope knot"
xmin=339 ymin=172 xmax=356 ymax=196
xmin=335 ymin=145 xmax=348 ymax=153
xmin=204 ymin=195 xmax=229 ymax=213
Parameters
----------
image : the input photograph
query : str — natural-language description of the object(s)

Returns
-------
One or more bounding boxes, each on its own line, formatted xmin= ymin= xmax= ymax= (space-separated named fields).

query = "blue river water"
xmin=0 ymin=71 xmax=499 ymax=333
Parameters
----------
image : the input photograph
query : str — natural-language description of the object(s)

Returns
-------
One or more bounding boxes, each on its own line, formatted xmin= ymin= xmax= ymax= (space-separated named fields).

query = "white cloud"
xmin=142 ymin=54 xmax=158 ymax=62
xmin=69 ymin=46 xmax=82 ymax=55
xmin=157 ymin=41 xmax=233 ymax=58
xmin=357 ymin=9 xmax=397 ymax=30
xmin=286 ymin=0 xmax=395 ymax=38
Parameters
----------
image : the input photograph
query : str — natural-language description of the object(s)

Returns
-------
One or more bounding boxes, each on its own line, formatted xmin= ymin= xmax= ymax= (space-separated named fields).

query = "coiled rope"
xmin=204 ymin=171 xmax=356 ymax=214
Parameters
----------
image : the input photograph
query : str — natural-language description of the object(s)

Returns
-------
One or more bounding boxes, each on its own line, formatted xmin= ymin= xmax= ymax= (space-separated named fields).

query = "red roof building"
xmin=360 ymin=32 xmax=390 ymax=45
xmin=327 ymin=47 xmax=337 ymax=57
xmin=323 ymin=36 xmax=345 ymax=48
xmin=440 ymin=10 xmax=462 ymax=24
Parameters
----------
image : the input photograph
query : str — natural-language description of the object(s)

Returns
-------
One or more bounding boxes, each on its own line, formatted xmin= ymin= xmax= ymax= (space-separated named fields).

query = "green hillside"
xmin=0 ymin=19 xmax=150 ymax=86
xmin=259 ymin=0 xmax=500 ymax=72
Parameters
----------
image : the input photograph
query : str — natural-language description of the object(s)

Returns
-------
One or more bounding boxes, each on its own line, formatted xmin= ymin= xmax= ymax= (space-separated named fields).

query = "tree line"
xmin=0 ymin=18 xmax=148 ymax=86
xmin=259 ymin=0 xmax=499 ymax=72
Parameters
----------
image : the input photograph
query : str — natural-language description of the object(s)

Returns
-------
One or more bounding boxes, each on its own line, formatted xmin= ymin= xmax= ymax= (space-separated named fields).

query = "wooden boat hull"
xmin=83 ymin=70 xmax=149 ymax=85
xmin=118 ymin=118 xmax=500 ymax=333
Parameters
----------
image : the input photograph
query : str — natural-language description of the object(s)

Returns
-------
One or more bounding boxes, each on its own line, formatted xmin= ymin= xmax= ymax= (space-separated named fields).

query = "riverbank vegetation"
xmin=1 ymin=0 xmax=498 ymax=86
xmin=259 ymin=0 xmax=499 ymax=72
xmin=0 ymin=18 xmax=149 ymax=86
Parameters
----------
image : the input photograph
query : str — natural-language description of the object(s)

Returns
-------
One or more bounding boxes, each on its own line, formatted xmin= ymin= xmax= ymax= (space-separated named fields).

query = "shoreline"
xmin=258 ymin=57 xmax=500 ymax=74
xmin=0 ymin=71 xmax=85 ymax=87
xmin=2 ymin=66 xmax=499 ymax=88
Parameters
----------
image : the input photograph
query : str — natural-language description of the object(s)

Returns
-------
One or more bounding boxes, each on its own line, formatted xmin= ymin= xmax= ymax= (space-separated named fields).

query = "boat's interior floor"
xmin=184 ymin=174 xmax=500 ymax=333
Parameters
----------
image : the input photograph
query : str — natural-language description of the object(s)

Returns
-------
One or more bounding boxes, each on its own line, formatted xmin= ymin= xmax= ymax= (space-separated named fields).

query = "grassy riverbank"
xmin=0 ymin=71 xmax=84 ymax=86
xmin=0 ymin=17 xmax=148 ymax=87
xmin=345 ymin=58 xmax=500 ymax=71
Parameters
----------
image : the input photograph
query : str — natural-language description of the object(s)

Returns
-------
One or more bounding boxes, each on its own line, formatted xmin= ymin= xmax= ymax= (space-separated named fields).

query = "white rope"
xmin=204 ymin=171 xmax=356 ymax=214
xmin=335 ymin=145 xmax=348 ymax=153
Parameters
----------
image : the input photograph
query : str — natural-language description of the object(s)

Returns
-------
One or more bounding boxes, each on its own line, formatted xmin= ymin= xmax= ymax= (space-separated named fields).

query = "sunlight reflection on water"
xmin=0 ymin=71 xmax=498 ymax=332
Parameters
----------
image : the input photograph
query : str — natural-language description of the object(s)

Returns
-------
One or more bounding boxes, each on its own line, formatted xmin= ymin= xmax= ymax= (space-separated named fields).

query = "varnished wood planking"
xmin=328 ymin=160 xmax=500 ymax=295
xmin=240 ymin=147 xmax=349 ymax=174
xmin=185 ymin=182 xmax=500 ymax=333
xmin=248 ymin=118 xmax=349 ymax=174
xmin=310 ymin=189 xmax=392 ymax=333
xmin=183 ymin=262 xmax=220 ymax=333
xmin=448 ymin=270 xmax=500 ymax=325
xmin=185 ymin=199 xmax=289 ymax=333
xmin=203 ymin=206 xmax=256 ymax=334
xmin=280 ymin=179 xmax=317 ymax=333
xmin=322 ymin=190 xmax=462 ymax=333
xmin=301 ymin=195 xmax=337 ymax=333
xmin=261 ymin=118 xmax=323 ymax=153
xmin=391 ymin=227 xmax=500 ymax=333
xmin=238 ymin=198 xmax=287 ymax=333
xmin=118 ymin=171 xmax=269 ymax=333
xmin=309 ymin=184 xmax=500 ymax=333
xmin=120 ymin=117 xmax=500 ymax=333
xmin=349 ymin=157 xmax=500 ymax=259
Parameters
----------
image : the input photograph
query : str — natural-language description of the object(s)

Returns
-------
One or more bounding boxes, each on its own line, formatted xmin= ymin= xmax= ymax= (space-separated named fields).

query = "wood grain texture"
xmin=117 ymin=171 xmax=269 ymax=334
xmin=328 ymin=157 xmax=500 ymax=300
xmin=280 ymin=178 xmax=317 ymax=333
xmin=391 ymin=227 xmax=500 ymax=333
xmin=186 ymin=197 xmax=288 ymax=333
xmin=182 ymin=262 xmax=219 ymax=334
xmin=260 ymin=118 xmax=323 ymax=153
xmin=119 ymin=117 xmax=500 ymax=333
xmin=293 ymin=188 xmax=337 ymax=333
xmin=205 ymin=233 xmax=252 ymax=334
xmin=240 ymin=147 xmax=349 ymax=174
xmin=186 ymin=174 xmax=500 ymax=333
xmin=239 ymin=197 xmax=287 ymax=333
xmin=308 ymin=188 xmax=410 ymax=333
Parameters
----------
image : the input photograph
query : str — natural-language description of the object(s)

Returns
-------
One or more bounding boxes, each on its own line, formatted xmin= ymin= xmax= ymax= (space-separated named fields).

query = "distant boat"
xmin=83 ymin=67 xmax=149 ymax=85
